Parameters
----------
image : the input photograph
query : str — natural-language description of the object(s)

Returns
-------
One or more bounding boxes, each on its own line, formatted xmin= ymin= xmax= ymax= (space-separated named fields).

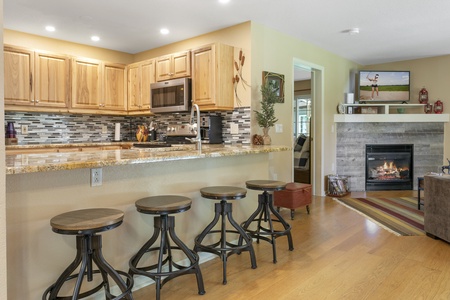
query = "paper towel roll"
xmin=114 ymin=123 xmax=120 ymax=141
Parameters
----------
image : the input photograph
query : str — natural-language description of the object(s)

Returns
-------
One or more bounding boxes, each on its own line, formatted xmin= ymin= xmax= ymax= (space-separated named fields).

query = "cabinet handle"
xmin=30 ymin=74 xmax=33 ymax=92
xmin=35 ymin=100 xmax=39 ymax=103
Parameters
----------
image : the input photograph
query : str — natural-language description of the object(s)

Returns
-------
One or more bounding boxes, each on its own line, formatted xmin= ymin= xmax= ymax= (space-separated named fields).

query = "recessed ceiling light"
xmin=219 ymin=0 xmax=230 ymax=3
xmin=342 ymin=28 xmax=360 ymax=35
xmin=91 ymin=36 xmax=100 ymax=42
xmin=160 ymin=28 xmax=170 ymax=35
xmin=45 ymin=26 xmax=55 ymax=32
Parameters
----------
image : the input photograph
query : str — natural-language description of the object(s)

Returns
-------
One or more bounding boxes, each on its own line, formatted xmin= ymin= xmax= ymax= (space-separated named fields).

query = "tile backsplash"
xmin=5 ymin=107 xmax=251 ymax=145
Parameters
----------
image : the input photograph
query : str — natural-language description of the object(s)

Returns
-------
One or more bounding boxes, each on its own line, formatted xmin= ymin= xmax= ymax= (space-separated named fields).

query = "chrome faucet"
xmin=186 ymin=102 xmax=202 ymax=152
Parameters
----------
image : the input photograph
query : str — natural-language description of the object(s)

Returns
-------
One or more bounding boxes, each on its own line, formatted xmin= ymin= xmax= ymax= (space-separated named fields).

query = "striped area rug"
xmin=333 ymin=196 xmax=425 ymax=236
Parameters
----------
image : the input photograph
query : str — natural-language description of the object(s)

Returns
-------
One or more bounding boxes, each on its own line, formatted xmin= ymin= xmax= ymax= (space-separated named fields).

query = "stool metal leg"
xmin=194 ymin=200 xmax=256 ymax=285
xmin=44 ymin=235 xmax=134 ymax=300
xmin=241 ymin=191 xmax=294 ymax=263
xmin=130 ymin=215 xmax=205 ymax=299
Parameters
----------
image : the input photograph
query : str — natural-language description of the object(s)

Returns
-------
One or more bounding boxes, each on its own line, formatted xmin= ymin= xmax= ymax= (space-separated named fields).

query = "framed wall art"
xmin=262 ymin=71 xmax=285 ymax=103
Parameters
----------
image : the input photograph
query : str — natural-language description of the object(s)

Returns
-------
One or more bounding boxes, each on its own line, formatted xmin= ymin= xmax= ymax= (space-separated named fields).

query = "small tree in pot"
xmin=254 ymin=81 xmax=279 ymax=144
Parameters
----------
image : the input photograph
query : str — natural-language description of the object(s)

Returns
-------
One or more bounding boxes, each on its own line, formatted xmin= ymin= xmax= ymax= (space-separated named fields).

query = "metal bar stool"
xmin=128 ymin=195 xmax=205 ymax=300
xmin=240 ymin=180 xmax=294 ymax=263
xmin=43 ymin=208 xmax=134 ymax=300
xmin=194 ymin=186 xmax=257 ymax=285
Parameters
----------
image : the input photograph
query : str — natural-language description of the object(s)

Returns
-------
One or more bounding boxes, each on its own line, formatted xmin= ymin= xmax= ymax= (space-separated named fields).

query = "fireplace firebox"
xmin=365 ymin=144 xmax=413 ymax=191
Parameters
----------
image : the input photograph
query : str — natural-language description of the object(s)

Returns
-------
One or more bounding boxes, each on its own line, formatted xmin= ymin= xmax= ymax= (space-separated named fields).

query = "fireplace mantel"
xmin=334 ymin=113 xmax=449 ymax=123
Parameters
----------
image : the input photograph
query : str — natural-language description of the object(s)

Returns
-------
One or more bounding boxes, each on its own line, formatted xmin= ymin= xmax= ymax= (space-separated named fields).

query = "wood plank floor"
xmin=132 ymin=191 xmax=450 ymax=300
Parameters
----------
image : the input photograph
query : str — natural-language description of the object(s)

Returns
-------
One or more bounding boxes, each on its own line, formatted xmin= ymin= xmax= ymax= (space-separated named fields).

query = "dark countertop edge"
xmin=6 ymin=145 xmax=290 ymax=175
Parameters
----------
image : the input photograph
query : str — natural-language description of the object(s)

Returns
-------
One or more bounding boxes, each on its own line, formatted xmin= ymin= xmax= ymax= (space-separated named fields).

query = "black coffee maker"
xmin=200 ymin=115 xmax=223 ymax=144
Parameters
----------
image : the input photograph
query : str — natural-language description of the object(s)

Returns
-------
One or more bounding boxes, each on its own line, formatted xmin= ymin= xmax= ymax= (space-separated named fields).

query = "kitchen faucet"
xmin=187 ymin=102 xmax=202 ymax=152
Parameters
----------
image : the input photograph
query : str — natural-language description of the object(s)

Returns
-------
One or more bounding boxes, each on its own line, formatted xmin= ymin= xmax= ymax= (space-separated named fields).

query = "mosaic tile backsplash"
xmin=5 ymin=107 xmax=251 ymax=145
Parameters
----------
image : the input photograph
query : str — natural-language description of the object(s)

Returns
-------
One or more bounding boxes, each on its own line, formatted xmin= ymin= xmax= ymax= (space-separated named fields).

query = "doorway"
xmin=293 ymin=66 xmax=312 ymax=184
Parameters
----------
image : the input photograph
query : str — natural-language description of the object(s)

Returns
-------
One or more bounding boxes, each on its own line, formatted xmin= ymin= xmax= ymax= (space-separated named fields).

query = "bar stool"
xmin=43 ymin=208 xmax=134 ymax=300
xmin=128 ymin=195 xmax=205 ymax=300
xmin=241 ymin=180 xmax=294 ymax=263
xmin=194 ymin=186 xmax=257 ymax=285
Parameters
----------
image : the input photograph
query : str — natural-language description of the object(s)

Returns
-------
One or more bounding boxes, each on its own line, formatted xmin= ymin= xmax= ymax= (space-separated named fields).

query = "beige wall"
xmin=4 ymin=29 xmax=134 ymax=64
xmin=365 ymin=57 xmax=450 ymax=163
xmin=0 ymin=0 xmax=8 ymax=298
xmin=250 ymin=22 xmax=360 ymax=195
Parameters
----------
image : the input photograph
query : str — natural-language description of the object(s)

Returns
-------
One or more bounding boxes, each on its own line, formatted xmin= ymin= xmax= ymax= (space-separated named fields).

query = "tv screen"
xmin=359 ymin=71 xmax=410 ymax=103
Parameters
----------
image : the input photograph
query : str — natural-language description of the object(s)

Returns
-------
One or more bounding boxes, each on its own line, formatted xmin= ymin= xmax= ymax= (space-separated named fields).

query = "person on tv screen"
xmin=366 ymin=74 xmax=379 ymax=100
xmin=367 ymin=73 xmax=379 ymax=99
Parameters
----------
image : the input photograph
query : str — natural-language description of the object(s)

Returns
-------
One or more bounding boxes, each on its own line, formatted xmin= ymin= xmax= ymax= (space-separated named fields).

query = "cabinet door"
xmin=172 ymin=51 xmax=191 ymax=78
xmin=127 ymin=62 xmax=141 ymax=111
xmin=155 ymin=55 xmax=172 ymax=81
xmin=191 ymin=45 xmax=215 ymax=106
xmin=128 ymin=59 xmax=154 ymax=112
xmin=4 ymin=46 xmax=34 ymax=105
xmin=71 ymin=58 xmax=102 ymax=109
xmin=140 ymin=59 xmax=155 ymax=110
xmin=104 ymin=63 xmax=126 ymax=110
xmin=35 ymin=51 xmax=70 ymax=108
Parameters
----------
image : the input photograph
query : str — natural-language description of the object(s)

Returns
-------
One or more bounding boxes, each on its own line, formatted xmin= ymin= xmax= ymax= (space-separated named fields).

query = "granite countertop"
xmin=5 ymin=143 xmax=290 ymax=175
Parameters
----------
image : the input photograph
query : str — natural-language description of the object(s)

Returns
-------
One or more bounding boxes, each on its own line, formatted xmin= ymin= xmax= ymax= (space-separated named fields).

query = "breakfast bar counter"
xmin=6 ymin=143 xmax=289 ymax=174
xmin=5 ymin=143 xmax=289 ymax=299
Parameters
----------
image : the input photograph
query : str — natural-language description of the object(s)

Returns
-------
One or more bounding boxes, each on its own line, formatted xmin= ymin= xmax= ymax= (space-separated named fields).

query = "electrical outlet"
xmin=275 ymin=124 xmax=283 ymax=133
xmin=21 ymin=125 xmax=28 ymax=135
xmin=230 ymin=123 xmax=239 ymax=134
xmin=90 ymin=168 xmax=102 ymax=187
xmin=102 ymin=125 xmax=107 ymax=134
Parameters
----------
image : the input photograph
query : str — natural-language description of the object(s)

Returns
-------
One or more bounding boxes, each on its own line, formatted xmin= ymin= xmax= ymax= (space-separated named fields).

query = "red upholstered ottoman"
xmin=273 ymin=183 xmax=312 ymax=220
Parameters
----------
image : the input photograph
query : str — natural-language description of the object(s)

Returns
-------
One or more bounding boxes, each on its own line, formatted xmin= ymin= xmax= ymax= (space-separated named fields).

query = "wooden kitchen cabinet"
xmin=4 ymin=45 xmax=70 ymax=109
xmin=191 ymin=43 xmax=234 ymax=110
xmin=127 ymin=59 xmax=155 ymax=113
xmin=155 ymin=51 xmax=190 ymax=81
xmin=34 ymin=51 xmax=71 ymax=108
xmin=71 ymin=57 xmax=102 ymax=110
xmin=103 ymin=62 xmax=127 ymax=111
xmin=72 ymin=57 xmax=127 ymax=112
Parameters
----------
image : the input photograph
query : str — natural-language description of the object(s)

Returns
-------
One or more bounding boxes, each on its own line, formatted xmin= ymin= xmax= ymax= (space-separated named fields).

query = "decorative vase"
xmin=262 ymin=127 xmax=271 ymax=145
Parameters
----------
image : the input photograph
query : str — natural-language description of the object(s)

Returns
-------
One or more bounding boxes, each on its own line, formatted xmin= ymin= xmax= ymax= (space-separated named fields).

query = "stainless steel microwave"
xmin=150 ymin=78 xmax=191 ymax=113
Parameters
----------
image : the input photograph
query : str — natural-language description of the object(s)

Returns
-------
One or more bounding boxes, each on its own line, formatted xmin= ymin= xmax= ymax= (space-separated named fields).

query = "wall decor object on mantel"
xmin=262 ymin=71 xmax=285 ymax=103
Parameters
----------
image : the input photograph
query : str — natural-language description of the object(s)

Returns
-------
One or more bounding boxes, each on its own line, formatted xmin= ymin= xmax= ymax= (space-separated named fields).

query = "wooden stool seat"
xmin=43 ymin=208 xmax=133 ymax=300
xmin=245 ymin=180 xmax=287 ymax=191
xmin=129 ymin=195 xmax=204 ymax=300
xmin=195 ymin=186 xmax=256 ymax=285
xmin=135 ymin=195 xmax=192 ymax=215
xmin=274 ymin=182 xmax=312 ymax=220
xmin=241 ymin=180 xmax=294 ymax=263
xmin=50 ymin=208 xmax=124 ymax=233
xmin=200 ymin=186 xmax=247 ymax=200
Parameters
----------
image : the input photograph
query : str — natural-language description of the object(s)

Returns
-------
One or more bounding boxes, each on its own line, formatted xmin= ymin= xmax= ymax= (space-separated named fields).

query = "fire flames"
xmin=370 ymin=161 xmax=409 ymax=180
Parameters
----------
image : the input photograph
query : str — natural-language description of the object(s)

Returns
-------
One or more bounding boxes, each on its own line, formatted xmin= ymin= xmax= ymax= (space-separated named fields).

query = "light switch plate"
xmin=275 ymin=124 xmax=283 ymax=133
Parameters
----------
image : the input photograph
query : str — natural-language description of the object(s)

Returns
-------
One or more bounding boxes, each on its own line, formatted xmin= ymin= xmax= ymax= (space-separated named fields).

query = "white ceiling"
xmin=4 ymin=0 xmax=450 ymax=67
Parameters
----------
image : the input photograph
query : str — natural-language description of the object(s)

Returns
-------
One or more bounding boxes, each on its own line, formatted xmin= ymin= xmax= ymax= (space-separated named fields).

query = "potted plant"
xmin=254 ymin=81 xmax=279 ymax=144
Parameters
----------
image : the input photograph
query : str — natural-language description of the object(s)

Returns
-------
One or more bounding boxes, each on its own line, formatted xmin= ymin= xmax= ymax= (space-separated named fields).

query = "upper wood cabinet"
xmin=4 ymin=45 xmax=70 ymax=108
xmin=191 ymin=43 xmax=234 ymax=111
xmin=155 ymin=51 xmax=190 ymax=81
xmin=35 ymin=51 xmax=71 ymax=108
xmin=71 ymin=57 xmax=126 ymax=111
xmin=103 ymin=62 xmax=127 ymax=111
xmin=127 ymin=59 xmax=155 ymax=113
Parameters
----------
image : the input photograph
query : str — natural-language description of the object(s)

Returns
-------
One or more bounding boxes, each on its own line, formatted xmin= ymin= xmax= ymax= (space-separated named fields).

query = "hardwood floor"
xmin=132 ymin=191 xmax=450 ymax=300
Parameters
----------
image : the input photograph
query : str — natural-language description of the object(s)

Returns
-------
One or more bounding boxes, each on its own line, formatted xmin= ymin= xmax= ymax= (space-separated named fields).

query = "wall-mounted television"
xmin=358 ymin=71 xmax=410 ymax=103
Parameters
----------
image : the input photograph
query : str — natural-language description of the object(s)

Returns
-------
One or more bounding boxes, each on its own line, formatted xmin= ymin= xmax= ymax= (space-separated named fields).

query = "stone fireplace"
xmin=335 ymin=121 xmax=445 ymax=191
